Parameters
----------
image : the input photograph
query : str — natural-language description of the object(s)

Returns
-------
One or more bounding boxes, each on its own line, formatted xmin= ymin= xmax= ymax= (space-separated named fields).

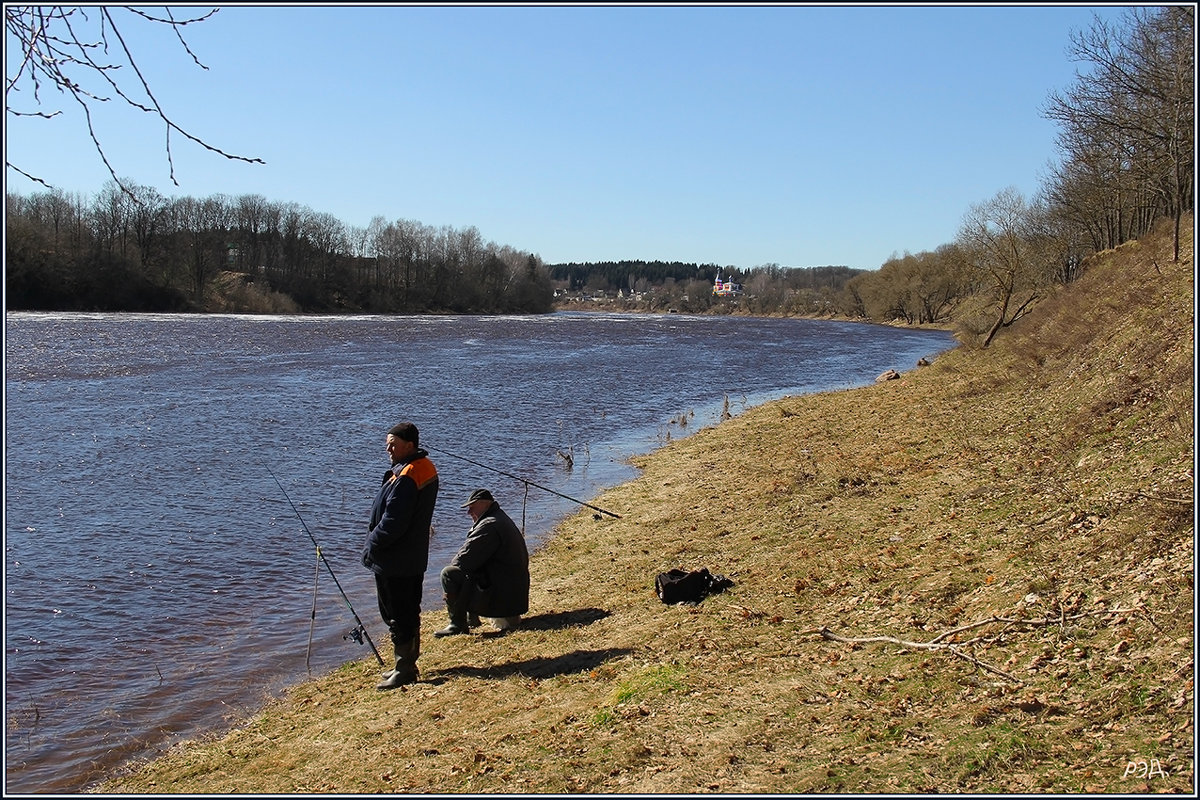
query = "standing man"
xmin=362 ymin=422 xmax=439 ymax=690
xmin=435 ymin=488 xmax=530 ymax=637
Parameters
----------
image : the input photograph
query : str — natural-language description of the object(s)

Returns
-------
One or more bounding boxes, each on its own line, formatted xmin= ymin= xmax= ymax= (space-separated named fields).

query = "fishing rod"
xmin=424 ymin=445 xmax=621 ymax=519
xmin=267 ymin=467 xmax=385 ymax=667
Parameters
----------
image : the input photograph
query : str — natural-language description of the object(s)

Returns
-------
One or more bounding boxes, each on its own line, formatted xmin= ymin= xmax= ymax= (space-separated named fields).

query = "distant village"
xmin=554 ymin=272 xmax=743 ymax=308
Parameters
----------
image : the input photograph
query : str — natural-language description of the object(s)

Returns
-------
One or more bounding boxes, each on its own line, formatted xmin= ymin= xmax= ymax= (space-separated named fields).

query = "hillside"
xmin=94 ymin=216 xmax=1194 ymax=794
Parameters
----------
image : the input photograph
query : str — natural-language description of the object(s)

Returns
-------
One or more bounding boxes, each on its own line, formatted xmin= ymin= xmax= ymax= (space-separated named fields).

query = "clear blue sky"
xmin=4 ymin=3 xmax=1130 ymax=271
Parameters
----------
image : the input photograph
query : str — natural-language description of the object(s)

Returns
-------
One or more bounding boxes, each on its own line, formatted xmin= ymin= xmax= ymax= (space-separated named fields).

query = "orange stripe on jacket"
xmin=399 ymin=457 xmax=438 ymax=490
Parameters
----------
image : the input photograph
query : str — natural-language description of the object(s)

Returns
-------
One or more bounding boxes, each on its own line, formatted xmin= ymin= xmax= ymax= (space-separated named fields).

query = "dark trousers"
xmin=374 ymin=574 xmax=423 ymax=643
xmin=440 ymin=564 xmax=481 ymax=621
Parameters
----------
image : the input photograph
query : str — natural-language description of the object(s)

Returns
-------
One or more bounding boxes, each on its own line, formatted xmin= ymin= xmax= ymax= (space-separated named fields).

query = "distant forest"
xmin=5 ymin=8 xmax=1191 ymax=347
xmin=4 ymin=195 xmax=557 ymax=315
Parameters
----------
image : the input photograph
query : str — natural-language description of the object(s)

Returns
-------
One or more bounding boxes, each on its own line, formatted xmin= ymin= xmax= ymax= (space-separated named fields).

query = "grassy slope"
xmin=95 ymin=217 xmax=1194 ymax=794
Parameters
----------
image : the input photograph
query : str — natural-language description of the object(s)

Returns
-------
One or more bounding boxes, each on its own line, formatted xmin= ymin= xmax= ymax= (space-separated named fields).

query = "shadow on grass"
xmin=429 ymin=647 xmax=634 ymax=681
xmin=517 ymin=607 xmax=611 ymax=631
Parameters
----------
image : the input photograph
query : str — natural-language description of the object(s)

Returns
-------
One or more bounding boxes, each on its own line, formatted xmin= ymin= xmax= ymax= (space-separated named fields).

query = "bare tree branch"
xmin=5 ymin=6 xmax=264 ymax=198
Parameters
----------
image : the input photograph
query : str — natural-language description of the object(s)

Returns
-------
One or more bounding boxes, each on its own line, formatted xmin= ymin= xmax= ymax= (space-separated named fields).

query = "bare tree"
xmin=168 ymin=193 xmax=231 ymax=301
xmin=89 ymin=179 xmax=133 ymax=257
xmin=231 ymin=193 xmax=272 ymax=278
xmin=957 ymin=187 xmax=1046 ymax=348
xmin=5 ymin=6 xmax=264 ymax=196
xmin=126 ymin=183 xmax=167 ymax=270
xmin=1043 ymin=7 xmax=1193 ymax=260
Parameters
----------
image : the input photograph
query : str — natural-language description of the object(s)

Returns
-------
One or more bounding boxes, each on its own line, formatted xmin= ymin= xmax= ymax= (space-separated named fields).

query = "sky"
xmin=4 ymin=3 xmax=1134 ymax=272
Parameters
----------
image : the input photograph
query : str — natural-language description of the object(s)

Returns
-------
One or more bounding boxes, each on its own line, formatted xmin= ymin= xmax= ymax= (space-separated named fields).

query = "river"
xmin=3 ymin=310 xmax=955 ymax=793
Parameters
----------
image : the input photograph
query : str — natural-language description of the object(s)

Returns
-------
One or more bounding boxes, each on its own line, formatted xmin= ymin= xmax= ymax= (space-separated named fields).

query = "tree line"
xmin=4 ymin=188 xmax=555 ymax=314
xmin=5 ymin=7 xmax=1191 ymax=344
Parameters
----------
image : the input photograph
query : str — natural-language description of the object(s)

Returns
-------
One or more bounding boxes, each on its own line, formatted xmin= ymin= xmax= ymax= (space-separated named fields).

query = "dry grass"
xmin=94 ymin=217 xmax=1194 ymax=794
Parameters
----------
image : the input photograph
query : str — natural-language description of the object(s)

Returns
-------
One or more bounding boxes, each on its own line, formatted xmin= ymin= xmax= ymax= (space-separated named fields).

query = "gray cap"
xmin=460 ymin=488 xmax=494 ymax=507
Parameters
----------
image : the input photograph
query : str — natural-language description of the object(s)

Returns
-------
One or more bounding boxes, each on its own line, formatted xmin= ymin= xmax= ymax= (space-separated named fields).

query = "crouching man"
xmin=435 ymin=489 xmax=530 ymax=637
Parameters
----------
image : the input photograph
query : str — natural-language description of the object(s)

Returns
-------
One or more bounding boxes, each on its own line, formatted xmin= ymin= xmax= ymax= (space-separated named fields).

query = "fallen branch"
xmin=818 ymin=606 xmax=1141 ymax=685
xmin=818 ymin=627 xmax=1024 ymax=683
xmin=926 ymin=606 xmax=1140 ymax=643
xmin=1117 ymin=490 xmax=1193 ymax=506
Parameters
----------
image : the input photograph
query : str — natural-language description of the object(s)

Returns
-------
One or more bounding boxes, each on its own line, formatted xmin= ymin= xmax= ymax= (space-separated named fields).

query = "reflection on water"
xmin=3 ymin=311 xmax=954 ymax=792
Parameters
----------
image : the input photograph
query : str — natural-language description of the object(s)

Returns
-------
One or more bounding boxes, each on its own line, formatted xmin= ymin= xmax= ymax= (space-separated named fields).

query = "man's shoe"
xmin=434 ymin=624 xmax=468 ymax=638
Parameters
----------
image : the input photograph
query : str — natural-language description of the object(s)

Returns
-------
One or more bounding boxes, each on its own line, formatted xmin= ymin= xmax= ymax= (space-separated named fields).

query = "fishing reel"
xmin=343 ymin=625 xmax=366 ymax=646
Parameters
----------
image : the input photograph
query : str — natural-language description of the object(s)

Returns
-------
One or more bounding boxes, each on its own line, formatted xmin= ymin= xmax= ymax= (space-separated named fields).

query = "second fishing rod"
xmin=423 ymin=444 xmax=621 ymax=520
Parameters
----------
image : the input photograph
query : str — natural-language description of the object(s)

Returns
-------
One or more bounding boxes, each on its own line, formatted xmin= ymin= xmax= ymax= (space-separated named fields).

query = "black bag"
xmin=655 ymin=567 xmax=733 ymax=604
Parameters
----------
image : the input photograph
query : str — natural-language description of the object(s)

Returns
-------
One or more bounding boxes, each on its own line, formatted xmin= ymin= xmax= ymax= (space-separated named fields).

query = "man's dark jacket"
xmin=451 ymin=501 xmax=530 ymax=617
xmin=362 ymin=450 xmax=439 ymax=577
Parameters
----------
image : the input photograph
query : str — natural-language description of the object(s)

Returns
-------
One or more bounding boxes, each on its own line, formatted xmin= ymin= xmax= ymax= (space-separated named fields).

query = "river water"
xmin=3 ymin=310 xmax=954 ymax=794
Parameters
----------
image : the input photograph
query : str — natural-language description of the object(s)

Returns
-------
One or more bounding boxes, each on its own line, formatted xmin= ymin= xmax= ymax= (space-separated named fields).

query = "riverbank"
xmin=93 ymin=218 xmax=1193 ymax=793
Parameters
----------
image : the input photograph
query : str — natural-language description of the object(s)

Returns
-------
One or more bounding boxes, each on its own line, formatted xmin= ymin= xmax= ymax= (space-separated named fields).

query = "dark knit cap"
xmin=388 ymin=422 xmax=419 ymax=444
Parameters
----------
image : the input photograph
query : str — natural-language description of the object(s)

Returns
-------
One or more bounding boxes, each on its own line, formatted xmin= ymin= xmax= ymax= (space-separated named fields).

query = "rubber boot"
xmin=379 ymin=629 xmax=403 ymax=678
xmin=376 ymin=636 xmax=420 ymax=691
xmin=434 ymin=594 xmax=470 ymax=637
